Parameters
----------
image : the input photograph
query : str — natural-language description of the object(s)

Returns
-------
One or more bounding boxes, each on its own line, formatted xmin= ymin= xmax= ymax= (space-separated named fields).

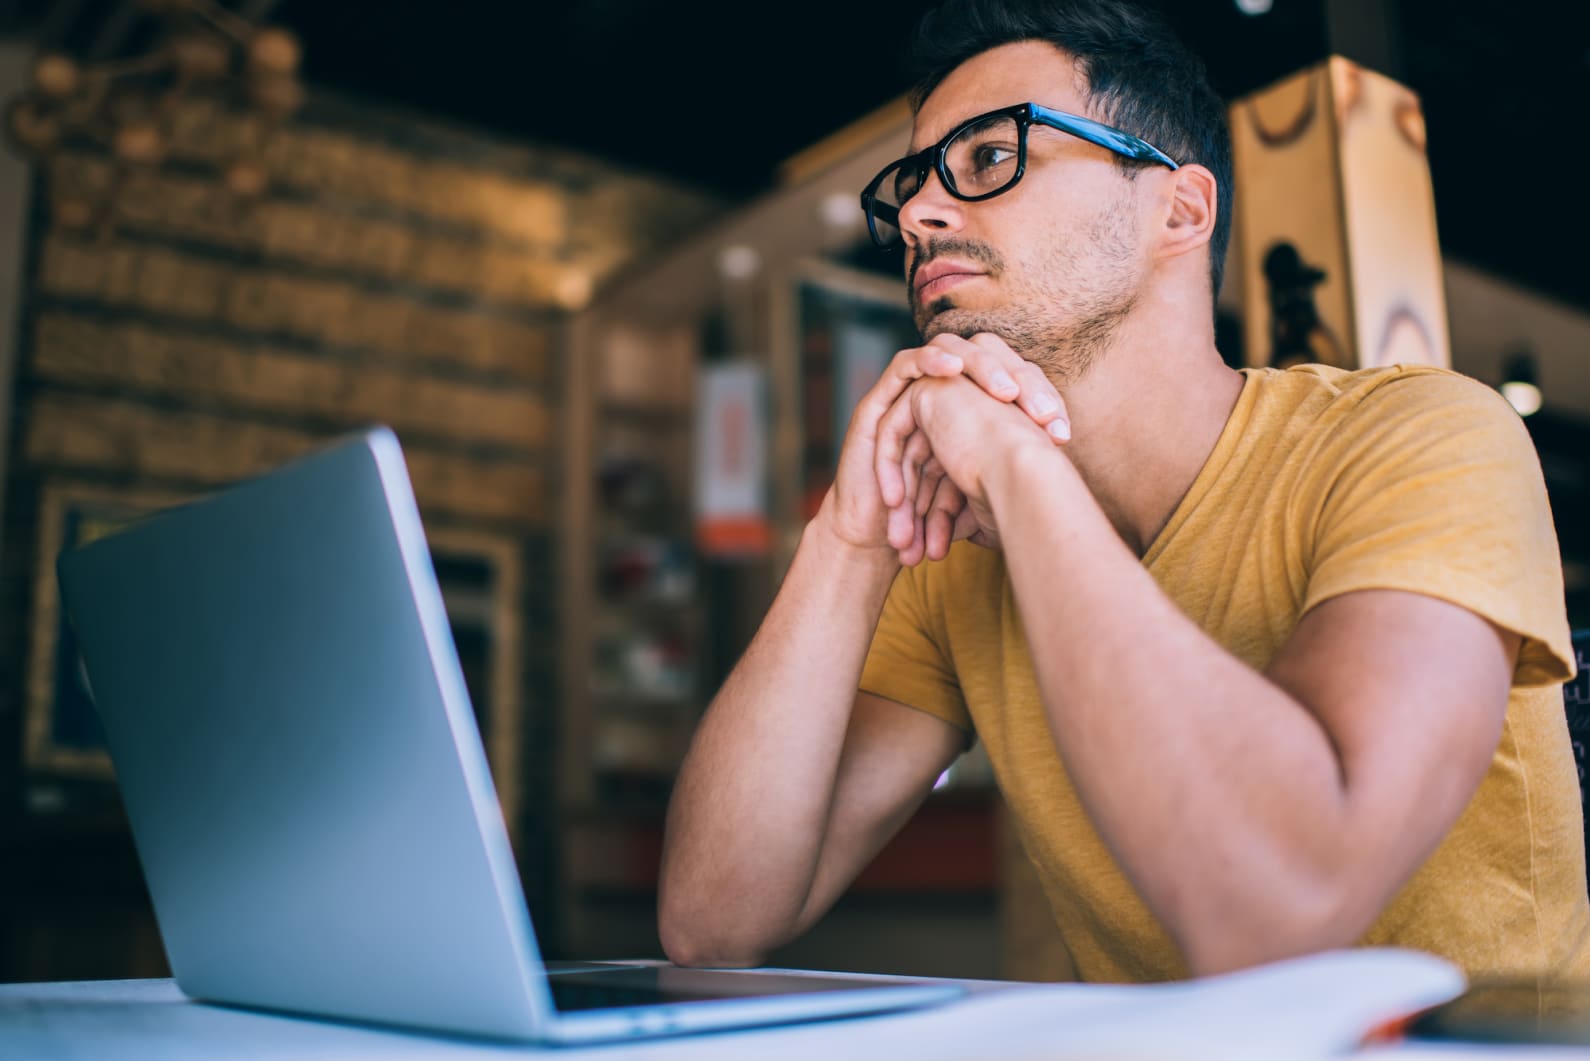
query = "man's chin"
xmin=920 ymin=307 xmax=992 ymax=343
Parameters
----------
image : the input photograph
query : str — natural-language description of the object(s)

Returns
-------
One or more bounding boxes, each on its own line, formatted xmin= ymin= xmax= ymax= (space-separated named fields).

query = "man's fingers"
xmin=956 ymin=504 xmax=987 ymax=547
xmin=885 ymin=421 xmax=927 ymax=553
xmin=920 ymin=334 xmax=1019 ymax=401
xmin=1012 ymin=360 xmax=1070 ymax=440
xmin=896 ymin=514 xmax=928 ymax=568
xmin=924 ymin=475 xmax=965 ymax=561
xmin=886 ymin=495 xmax=919 ymax=554
xmin=963 ymin=333 xmax=1070 ymax=441
xmin=898 ymin=451 xmax=940 ymax=566
xmin=850 ymin=331 xmax=1074 ymax=454
xmin=852 ymin=342 xmax=965 ymax=438
xmin=874 ymin=388 xmax=923 ymax=507
xmin=901 ymin=431 xmax=933 ymax=515
xmin=890 ymin=428 xmax=936 ymax=559
xmin=915 ymin=456 xmax=944 ymax=518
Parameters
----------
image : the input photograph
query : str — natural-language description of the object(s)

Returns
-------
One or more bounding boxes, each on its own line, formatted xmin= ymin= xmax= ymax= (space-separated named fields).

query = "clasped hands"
xmin=827 ymin=331 xmax=1072 ymax=567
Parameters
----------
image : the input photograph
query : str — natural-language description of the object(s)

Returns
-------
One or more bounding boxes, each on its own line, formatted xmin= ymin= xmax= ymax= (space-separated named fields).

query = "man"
xmin=659 ymin=0 xmax=1589 ymax=982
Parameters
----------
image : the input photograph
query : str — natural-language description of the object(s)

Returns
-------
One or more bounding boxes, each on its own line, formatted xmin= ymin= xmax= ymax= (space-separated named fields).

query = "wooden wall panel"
xmin=164 ymin=100 xmax=569 ymax=247
xmin=22 ymin=394 xmax=547 ymax=528
xmin=51 ymin=157 xmax=581 ymax=310
xmin=37 ymin=236 xmax=553 ymax=382
xmin=30 ymin=315 xmax=551 ymax=452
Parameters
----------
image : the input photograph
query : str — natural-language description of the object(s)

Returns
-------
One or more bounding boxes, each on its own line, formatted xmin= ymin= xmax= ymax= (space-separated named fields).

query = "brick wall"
xmin=0 ymin=89 xmax=718 ymax=980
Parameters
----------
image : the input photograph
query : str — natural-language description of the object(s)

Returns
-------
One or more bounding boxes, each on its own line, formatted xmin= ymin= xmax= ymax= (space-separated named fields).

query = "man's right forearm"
xmin=657 ymin=507 xmax=899 ymax=967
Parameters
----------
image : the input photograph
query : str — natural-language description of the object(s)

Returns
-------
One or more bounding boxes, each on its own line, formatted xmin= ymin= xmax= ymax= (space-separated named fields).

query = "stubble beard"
xmin=911 ymin=193 xmax=1141 ymax=387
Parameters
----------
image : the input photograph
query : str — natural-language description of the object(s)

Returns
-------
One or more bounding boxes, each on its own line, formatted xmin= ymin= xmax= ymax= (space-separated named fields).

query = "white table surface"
xmin=2 ymin=950 xmax=1575 ymax=1060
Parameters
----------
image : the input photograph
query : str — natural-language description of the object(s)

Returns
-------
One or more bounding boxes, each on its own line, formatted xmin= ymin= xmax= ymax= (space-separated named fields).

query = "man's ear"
xmin=1158 ymin=163 xmax=1217 ymax=262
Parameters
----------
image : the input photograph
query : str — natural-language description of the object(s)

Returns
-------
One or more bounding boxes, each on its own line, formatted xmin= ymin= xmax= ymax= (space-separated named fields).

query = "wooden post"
xmin=1228 ymin=56 xmax=1450 ymax=370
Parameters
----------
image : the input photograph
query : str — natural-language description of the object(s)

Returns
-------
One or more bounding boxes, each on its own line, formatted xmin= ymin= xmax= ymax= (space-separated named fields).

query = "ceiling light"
xmin=555 ymin=270 xmax=593 ymax=310
xmin=1500 ymin=352 xmax=1542 ymax=417
xmin=819 ymin=191 xmax=858 ymax=230
xmin=1235 ymin=0 xmax=1273 ymax=13
xmin=717 ymin=244 xmax=760 ymax=281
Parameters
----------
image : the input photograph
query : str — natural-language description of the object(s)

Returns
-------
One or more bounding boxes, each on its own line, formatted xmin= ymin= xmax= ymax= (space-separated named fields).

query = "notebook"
xmin=54 ymin=426 xmax=964 ymax=1045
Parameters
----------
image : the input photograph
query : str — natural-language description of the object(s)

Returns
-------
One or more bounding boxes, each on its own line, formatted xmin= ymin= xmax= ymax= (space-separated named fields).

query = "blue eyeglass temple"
xmin=861 ymin=102 xmax=1179 ymax=235
xmin=1029 ymin=103 xmax=1180 ymax=170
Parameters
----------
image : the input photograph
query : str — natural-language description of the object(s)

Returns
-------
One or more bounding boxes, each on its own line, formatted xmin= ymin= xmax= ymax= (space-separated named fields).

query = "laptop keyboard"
xmin=545 ymin=966 xmax=916 ymax=1012
xmin=548 ymin=970 xmax=739 ymax=1011
xmin=550 ymin=979 xmax=715 ymax=1011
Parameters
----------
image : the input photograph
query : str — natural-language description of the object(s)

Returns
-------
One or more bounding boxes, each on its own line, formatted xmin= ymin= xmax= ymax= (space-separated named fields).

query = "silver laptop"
xmin=55 ymin=426 xmax=963 ymax=1045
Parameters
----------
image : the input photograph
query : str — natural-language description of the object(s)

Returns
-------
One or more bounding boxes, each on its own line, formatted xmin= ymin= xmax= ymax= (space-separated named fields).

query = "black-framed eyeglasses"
xmin=859 ymin=101 xmax=1180 ymax=249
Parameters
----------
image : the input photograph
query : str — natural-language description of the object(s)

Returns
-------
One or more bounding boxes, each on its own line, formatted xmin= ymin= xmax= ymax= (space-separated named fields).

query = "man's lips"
xmin=913 ymin=259 xmax=986 ymax=302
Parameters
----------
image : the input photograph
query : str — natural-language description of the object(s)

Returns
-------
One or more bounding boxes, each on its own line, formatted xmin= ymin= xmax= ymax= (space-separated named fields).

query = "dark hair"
xmin=906 ymin=0 xmax=1233 ymax=301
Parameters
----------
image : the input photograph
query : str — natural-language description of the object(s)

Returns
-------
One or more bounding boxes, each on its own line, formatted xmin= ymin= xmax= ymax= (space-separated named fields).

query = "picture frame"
xmin=25 ymin=481 xmax=189 ymax=779
xmin=425 ymin=525 xmax=526 ymax=839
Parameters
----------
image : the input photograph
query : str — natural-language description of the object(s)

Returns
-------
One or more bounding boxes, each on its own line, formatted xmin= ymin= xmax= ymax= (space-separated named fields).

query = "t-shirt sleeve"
xmin=858 ymin=563 xmax=974 ymax=736
xmin=1303 ymin=368 xmax=1574 ymax=688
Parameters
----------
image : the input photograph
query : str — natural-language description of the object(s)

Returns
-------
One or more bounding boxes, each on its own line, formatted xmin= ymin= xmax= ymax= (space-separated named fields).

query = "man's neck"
xmin=1048 ymin=301 xmax=1245 ymax=557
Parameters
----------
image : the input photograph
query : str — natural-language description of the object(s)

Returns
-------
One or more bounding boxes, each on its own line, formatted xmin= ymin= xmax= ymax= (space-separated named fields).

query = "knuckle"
xmin=929 ymin=333 xmax=977 ymax=362
xmin=887 ymin=347 xmax=926 ymax=379
xmin=971 ymin=331 xmax=1016 ymax=357
xmin=1018 ymin=362 xmax=1062 ymax=402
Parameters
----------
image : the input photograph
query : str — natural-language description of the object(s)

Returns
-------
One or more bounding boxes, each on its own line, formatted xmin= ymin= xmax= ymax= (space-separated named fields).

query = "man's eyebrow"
xmin=959 ymin=114 xmax=1009 ymax=137
xmin=909 ymin=111 xmax=1010 ymax=154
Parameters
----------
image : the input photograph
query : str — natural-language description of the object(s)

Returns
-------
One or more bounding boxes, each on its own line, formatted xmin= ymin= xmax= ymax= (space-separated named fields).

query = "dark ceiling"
xmin=15 ymin=0 xmax=1590 ymax=312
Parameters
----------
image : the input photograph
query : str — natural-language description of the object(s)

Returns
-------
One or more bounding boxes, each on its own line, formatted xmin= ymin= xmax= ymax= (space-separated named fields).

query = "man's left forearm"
xmin=984 ymin=444 xmax=1366 ymax=974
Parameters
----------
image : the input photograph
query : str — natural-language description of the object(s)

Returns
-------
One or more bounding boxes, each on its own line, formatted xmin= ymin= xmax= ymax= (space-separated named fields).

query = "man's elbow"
xmin=651 ymin=903 xmax=763 ymax=973
xmin=1177 ymin=875 xmax=1369 ymax=978
xmin=657 ymin=894 xmax=770 ymax=969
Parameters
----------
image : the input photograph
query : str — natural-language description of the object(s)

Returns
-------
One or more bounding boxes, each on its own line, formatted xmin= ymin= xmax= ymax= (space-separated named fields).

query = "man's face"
xmin=903 ymin=41 xmax=1151 ymax=382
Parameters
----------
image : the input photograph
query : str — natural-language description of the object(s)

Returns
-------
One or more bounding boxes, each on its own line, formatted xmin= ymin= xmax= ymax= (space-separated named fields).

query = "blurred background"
xmin=0 ymin=0 xmax=1587 ymax=986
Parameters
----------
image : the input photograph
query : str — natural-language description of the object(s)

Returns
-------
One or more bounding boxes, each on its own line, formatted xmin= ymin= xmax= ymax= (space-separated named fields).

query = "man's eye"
xmin=971 ymin=143 xmax=1016 ymax=171
xmin=893 ymin=170 xmax=920 ymax=200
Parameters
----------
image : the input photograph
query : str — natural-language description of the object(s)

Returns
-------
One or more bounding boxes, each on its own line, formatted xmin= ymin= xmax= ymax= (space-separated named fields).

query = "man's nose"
xmin=898 ymin=167 xmax=966 ymax=249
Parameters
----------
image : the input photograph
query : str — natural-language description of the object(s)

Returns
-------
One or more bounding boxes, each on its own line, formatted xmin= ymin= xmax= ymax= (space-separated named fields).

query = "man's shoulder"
xmin=1260 ymin=362 xmax=1502 ymax=406
xmin=1252 ymin=363 xmax=1517 ymax=434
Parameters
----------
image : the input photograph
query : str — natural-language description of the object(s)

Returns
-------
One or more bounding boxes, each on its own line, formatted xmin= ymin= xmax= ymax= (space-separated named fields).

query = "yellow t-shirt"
xmin=860 ymin=363 xmax=1589 ymax=983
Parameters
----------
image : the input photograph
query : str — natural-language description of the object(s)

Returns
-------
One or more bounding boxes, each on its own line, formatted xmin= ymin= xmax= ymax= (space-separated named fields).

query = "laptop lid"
xmin=56 ymin=427 xmax=963 ymax=1044
xmin=57 ymin=427 xmax=554 ymax=1040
